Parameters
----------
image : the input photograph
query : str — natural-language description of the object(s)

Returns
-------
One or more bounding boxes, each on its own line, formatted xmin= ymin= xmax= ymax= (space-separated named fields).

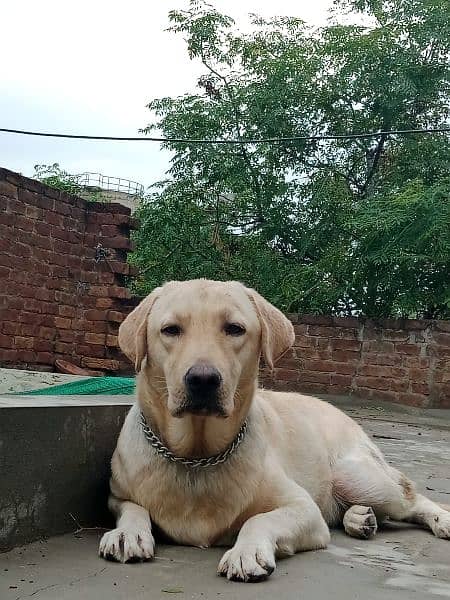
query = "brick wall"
xmin=0 ymin=168 xmax=137 ymax=374
xmin=262 ymin=315 xmax=450 ymax=408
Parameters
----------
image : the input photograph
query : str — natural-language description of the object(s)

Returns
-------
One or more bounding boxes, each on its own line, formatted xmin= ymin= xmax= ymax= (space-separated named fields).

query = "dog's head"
xmin=119 ymin=280 xmax=294 ymax=418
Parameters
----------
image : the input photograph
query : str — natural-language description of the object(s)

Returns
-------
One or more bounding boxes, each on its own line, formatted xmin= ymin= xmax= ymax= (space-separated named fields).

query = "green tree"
xmin=131 ymin=0 xmax=450 ymax=317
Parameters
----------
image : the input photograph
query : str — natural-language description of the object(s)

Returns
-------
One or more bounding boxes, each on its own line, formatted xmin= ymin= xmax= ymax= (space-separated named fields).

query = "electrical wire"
xmin=0 ymin=126 xmax=449 ymax=144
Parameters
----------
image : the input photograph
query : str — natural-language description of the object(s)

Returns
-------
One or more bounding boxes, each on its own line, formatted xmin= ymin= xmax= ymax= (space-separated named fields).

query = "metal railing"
xmin=74 ymin=172 xmax=144 ymax=197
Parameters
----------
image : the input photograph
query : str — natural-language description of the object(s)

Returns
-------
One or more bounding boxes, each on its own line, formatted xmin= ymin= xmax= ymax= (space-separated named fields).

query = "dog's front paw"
xmin=99 ymin=528 xmax=154 ymax=563
xmin=217 ymin=542 xmax=275 ymax=582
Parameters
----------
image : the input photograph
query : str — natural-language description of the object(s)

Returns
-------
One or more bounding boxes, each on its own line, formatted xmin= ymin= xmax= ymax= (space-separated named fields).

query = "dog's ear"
xmin=246 ymin=288 xmax=295 ymax=370
xmin=118 ymin=288 xmax=161 ymax=372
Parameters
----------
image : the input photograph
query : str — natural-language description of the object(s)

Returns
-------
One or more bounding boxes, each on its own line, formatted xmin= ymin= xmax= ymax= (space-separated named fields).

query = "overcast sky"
xmin=1 ymin=0 xmax=333 ymax=190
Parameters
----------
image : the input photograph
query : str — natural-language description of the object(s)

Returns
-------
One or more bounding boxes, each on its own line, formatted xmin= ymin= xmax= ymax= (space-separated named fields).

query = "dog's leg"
xmin=217 ymin=478 xmax=330 ymax=582
xmin=99 ymin=495 xmax=155 ymax=562
xmin=334 ymin=452 xmax=450 ymax=539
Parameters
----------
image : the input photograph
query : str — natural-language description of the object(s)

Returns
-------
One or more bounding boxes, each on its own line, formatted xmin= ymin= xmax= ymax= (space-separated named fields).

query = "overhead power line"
xmin=0 ymin=126 xmax=449 ymax=144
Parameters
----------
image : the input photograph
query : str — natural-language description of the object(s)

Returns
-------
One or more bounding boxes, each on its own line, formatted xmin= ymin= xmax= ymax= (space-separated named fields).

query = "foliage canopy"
xmin=131 ymin=0 xmax=450 ymax=317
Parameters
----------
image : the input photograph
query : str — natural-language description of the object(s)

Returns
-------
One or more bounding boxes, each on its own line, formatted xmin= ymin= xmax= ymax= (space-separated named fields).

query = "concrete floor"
xmin=1 ymin=403 xmax=449 ymax=599
xmin=0 ymin=368 xmax=87 ymax=395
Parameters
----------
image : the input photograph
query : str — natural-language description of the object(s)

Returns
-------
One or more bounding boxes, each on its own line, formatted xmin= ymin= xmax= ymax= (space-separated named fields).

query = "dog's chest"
xmin=133 ymin=463 xmax=254 ymax=547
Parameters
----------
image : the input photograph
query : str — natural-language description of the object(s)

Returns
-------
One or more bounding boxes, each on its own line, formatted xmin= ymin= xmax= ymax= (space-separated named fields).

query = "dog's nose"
xmin=184 ymin=363 xmax=222 ymax=396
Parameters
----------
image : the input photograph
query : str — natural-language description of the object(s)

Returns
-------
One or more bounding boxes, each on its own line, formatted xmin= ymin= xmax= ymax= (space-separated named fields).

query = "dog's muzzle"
xmin=182 ymin=362 xmax=224 ymax=416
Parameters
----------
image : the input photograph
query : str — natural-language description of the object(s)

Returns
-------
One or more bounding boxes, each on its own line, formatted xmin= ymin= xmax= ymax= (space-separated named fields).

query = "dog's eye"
xmin=161 ymin=325 xmax=182 ymax=336
xmin=224 ymin=323 xmax=246 ymax=336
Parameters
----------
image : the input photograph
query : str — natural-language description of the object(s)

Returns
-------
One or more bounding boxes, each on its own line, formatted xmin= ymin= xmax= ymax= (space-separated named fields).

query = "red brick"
xmin=299 ymin=371 xmax=331 ymax=384
xmin=14 ymin=336 xmax=34 ymax=349
xmin=294 ymin=336 xmax=316 ymax=348
xmin=105 ymin=260 xmax=130 ymax=275
xmin=39 ymin=326 xmax=56 ymax=340
xmin=25 ymin=204 xmax=42 ymax=220
xmin=84 ymin=309 xmax=107 ymax=321
xmin=33 ymin=339 xmax=53 ymax=352
xmin=35 ymin=195 xmax=54 ymax=211
xmin=0 ymin=180 xmax=18 ymax=198
xmin=330 ymin=374 xmax=352 ymax=387
xmin=46 ymin=212 xmax=64 ymax=227
xmin=78 ymin=344 xmax=105 ymax=358
xmin=58 ymin=305 xmax=76 ymax=318
xmin=370 ymin=389 xmax=399 ymax=402
xmin=332 ymin=317 xmax=360 ymax=328
xmin=293 ymin=324 xmax=308 ymax=335
xmin=106 ymin=334 xmax=119 ymax=347
xmin=276 ymin=357 xmax=300 ymax=369
xmin=72 ymin=319 xmax=108 ymax=333
xmin=334 ymin=363 xmax=358 ymax=375
xmin=358 ymin=364 xmax=393 ymax=377
xmin=354 ymin=376 xmax=391 ymax=391
xmin=0 ymin=334 xmax=13 ymax=348
xmin=107 ymin=310 xmax=125 ymax=323
xmin=15 ymin=215 xmax=34 ymax=232
xmin=57 ymin=330 xmax=75 ymax=343
xmin=395 ymin=344 xmax=421 ymax=356
xmin=96 ymin=272 xmax=115 ymax=284
xmin=365 ymin=341 xmax=394 ymax=353
xmin=54 ymin=341 xmax=74 ymax=354
xmin=16 ymin=350 xmax=35 ymax=361
xmin=0 ymin=266 xmax=10 ymax=279
xmin=297 ymin=382 xmax=328 ymax=394
xmin=303 ymin=359 xmax=335 ymax=373
xmin=95 ymin=297 xmax=115 ymax=309
xmin=274 ymin=369 xmax=298 ymax=382
xmin=2 ymin=322 xmax=21 ymax=335
xmin=81 ymin=357 xmax=120 ymax=371
xmin=403 ymin=356 xmax=430 ymax=368
xmin=54 ymin=317 xmax=72 ymax=329
xmin=88 ymin=285 xmax=109 ymax=297
xmin=0 ymin=348 xmax=18 ymax=361
xmin=411 ymin=382 xmax=430 ymax=395
xmin=362 ymin=352 xmax=402 ymax=366
xmin=404 ymin=320 xmax=428 ymax=331
xmin=382 ymin=330 xmax=410 ymax=342
xmin=35 ymin=352 xmax=53 ymax=364
xmin=409 ymin=368 xmax=428 ymax=382
xmin=330 ymin=339 xmax=361 ymax=351
xmin=389 ymin=379 xmax=409 ymax=392
xmin=84 ymin=332 xmax=106 ymax=345
xmin=432 ymin=332 xmax=450 ymax=346
xmin=308 ymin=325 xmax=336 ymax=337
xmin=332 ymin=350 xmax=360 ymax=362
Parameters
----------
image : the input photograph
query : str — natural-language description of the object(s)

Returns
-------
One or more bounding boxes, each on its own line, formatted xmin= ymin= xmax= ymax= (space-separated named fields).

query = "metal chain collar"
xmin=140 ymin=412 xmax=248 ymax=469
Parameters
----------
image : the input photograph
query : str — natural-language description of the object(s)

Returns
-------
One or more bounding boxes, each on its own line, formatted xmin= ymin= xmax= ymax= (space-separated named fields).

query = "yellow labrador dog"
xmin=99 ymin=279 xmax=450 ymax=582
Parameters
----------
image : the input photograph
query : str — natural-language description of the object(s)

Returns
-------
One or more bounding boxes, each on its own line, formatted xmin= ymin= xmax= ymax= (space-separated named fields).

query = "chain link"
xmin=140 ymin=412 xmax=248 ymax=469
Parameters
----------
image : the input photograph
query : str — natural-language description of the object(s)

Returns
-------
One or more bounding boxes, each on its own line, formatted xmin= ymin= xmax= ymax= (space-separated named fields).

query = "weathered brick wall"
xmin=262 ymin=315 xmax=450 ymax=408
xmin=0 ymin=168 xmax=137 ymax=374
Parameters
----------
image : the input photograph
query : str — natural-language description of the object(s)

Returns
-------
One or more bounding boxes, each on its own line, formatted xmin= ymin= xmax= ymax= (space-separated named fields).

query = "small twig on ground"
xmin=69 ymin=513 xmax=108 ymax=534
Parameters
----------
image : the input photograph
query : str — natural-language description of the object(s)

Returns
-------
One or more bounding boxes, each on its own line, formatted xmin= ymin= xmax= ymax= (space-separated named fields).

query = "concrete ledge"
xmin=0 ymin=396 xmax=132 ymax=552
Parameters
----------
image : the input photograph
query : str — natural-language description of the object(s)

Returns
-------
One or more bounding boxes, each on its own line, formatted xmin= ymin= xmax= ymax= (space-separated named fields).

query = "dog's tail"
xmin=438 ymin=503 xmax=450 ymax=512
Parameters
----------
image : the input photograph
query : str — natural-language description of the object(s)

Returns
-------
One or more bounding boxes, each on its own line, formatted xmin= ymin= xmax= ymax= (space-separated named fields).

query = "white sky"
xmin=1 ymin=0 xmax=333 ymax=189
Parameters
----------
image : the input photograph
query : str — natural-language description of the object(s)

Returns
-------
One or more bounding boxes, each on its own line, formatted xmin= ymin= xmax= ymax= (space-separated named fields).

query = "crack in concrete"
xmin=14 ymin=567 xmax=107 ymax=600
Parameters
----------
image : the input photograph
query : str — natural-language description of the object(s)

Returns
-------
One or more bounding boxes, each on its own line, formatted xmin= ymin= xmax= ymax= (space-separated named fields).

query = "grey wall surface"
xmin=0 ymin=399 xmax=132 ymax=552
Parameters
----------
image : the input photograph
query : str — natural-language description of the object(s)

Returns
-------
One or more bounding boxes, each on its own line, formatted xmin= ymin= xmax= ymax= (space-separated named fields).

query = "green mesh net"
xmin=21 ymin=376 xmax=136 ymax=396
